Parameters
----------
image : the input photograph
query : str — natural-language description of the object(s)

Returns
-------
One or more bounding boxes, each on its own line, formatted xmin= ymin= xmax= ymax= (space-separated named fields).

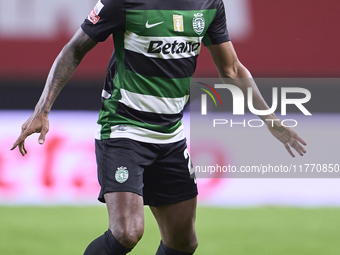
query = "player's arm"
xmin=206 ymin=41 xmax=307 ymax=157
xmin=10 ymin=28 xmax=98 ymax=156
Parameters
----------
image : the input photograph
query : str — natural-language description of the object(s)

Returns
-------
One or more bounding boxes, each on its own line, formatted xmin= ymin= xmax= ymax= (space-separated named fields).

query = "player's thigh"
xmin=105 ymin=192 xmax=144 ymax=247
xmin=150 ymin=197 xmax=198 ymax=250
xmin=143 ymin=138 xmax=197 ymax=207
xmin=96 ymin=138 xmax=152 ymax=202
xmin=96 ymin=138 xmax=153 ymax=246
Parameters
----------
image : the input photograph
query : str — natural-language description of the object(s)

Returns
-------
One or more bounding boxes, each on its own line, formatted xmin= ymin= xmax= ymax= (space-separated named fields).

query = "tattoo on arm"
xmin=35 ymin=28 xmax=98 ymax=114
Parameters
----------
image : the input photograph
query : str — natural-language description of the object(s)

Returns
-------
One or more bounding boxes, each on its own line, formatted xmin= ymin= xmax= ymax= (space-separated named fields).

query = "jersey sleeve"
xmin=202 ymin=0 xmax=231 ymax=46
xmin=81 ymin=0 xmax=125 ymax=42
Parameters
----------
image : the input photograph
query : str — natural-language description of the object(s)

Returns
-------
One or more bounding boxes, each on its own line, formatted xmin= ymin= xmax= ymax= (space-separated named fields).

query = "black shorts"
xmin=95 ymin=138 xmax=198 ymax=206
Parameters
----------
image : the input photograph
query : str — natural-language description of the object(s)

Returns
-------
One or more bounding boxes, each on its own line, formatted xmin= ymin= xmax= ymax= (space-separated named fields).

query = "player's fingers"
xmin=298 ymin=144 xmax=307 ymax=155
xmin=10 ymin=128 xmax=32 ymax=151
xmin=10 ymin=134 xmax=25 ymax=151
xmin=288 ymin=129 xmax=307 ymax=146
xmin=10 ymin=142 xmax=17 ymax=151
xmin=38 ymin=126 xmax=49 ymax=145
xmin=23 ymin=144 xmax=27 ymax=155
xmin=284 ymin=143 xmax=295 ymax=157
xmin=289 ymin=139 xmax=306 ymax=156
xmin=295 ymin=135 xmax=307 ymax=146
xmin=295 ymin=147 xmax=305 ymax=157
xmin=18 ymin=141 xmax=26 ymax=156
xmin=38 ymin=133 xmax=45 ymax=145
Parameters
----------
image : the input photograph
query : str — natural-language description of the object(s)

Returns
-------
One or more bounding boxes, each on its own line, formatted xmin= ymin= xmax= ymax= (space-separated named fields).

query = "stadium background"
xmin=1 ymin=0 xmax=340 ymax=254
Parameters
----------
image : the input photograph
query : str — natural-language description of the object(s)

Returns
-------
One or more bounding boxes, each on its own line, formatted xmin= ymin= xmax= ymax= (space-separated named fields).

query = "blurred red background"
xmin=0 ymin=0 xmax=339 ymax=81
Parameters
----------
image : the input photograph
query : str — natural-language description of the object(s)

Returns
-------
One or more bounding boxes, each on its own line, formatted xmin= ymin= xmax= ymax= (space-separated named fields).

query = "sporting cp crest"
xmin=193 ymin=13 xmax=205 ymax=35
xmin=115 ymin=166 xmax=129 ymax=183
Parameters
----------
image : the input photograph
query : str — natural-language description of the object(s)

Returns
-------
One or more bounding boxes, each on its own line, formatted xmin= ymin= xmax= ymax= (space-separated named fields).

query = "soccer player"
xmin=11 ymin=0 xmax=307 ymax=254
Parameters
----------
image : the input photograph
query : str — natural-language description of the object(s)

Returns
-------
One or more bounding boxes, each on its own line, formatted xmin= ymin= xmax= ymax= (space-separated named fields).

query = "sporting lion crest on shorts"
xmin=115 ymin=166 xmax=129 ymax=183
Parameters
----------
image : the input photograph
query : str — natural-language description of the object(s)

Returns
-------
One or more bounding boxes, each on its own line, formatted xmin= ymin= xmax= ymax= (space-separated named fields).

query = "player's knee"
xmin=114 ymin=224 xmax=144 ymax=248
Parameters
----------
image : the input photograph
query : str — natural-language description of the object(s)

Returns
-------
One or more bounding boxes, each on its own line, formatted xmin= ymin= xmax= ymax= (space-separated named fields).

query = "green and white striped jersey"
xmin=81 ymin=0 xmax=230 ymax=143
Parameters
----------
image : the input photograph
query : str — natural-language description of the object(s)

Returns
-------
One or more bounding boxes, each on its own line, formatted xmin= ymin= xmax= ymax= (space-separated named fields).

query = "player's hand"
xmin=10 ymin=112 xmax=49 ymax=156
xmin=266 ymin=120 xmax=307 ymax=157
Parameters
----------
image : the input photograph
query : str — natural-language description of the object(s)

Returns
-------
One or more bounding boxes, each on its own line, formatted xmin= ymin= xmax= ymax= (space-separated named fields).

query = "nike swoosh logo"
xmin=145 ymin=21 xmax=164 ymax=28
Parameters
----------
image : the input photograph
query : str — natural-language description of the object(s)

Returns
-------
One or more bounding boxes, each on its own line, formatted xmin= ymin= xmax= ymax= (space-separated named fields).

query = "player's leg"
xmin=143 ymin=139 xmax=198 ymax=254
xmin=151 ymin=197 xmax=198 ymax=254
xmin=83 ymin=192 xmax=144 ymax=255
xmin=105 ymin=191 xmax=144 ymax=248
xmin=84 ymin=138 xmax=153 ymax=255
